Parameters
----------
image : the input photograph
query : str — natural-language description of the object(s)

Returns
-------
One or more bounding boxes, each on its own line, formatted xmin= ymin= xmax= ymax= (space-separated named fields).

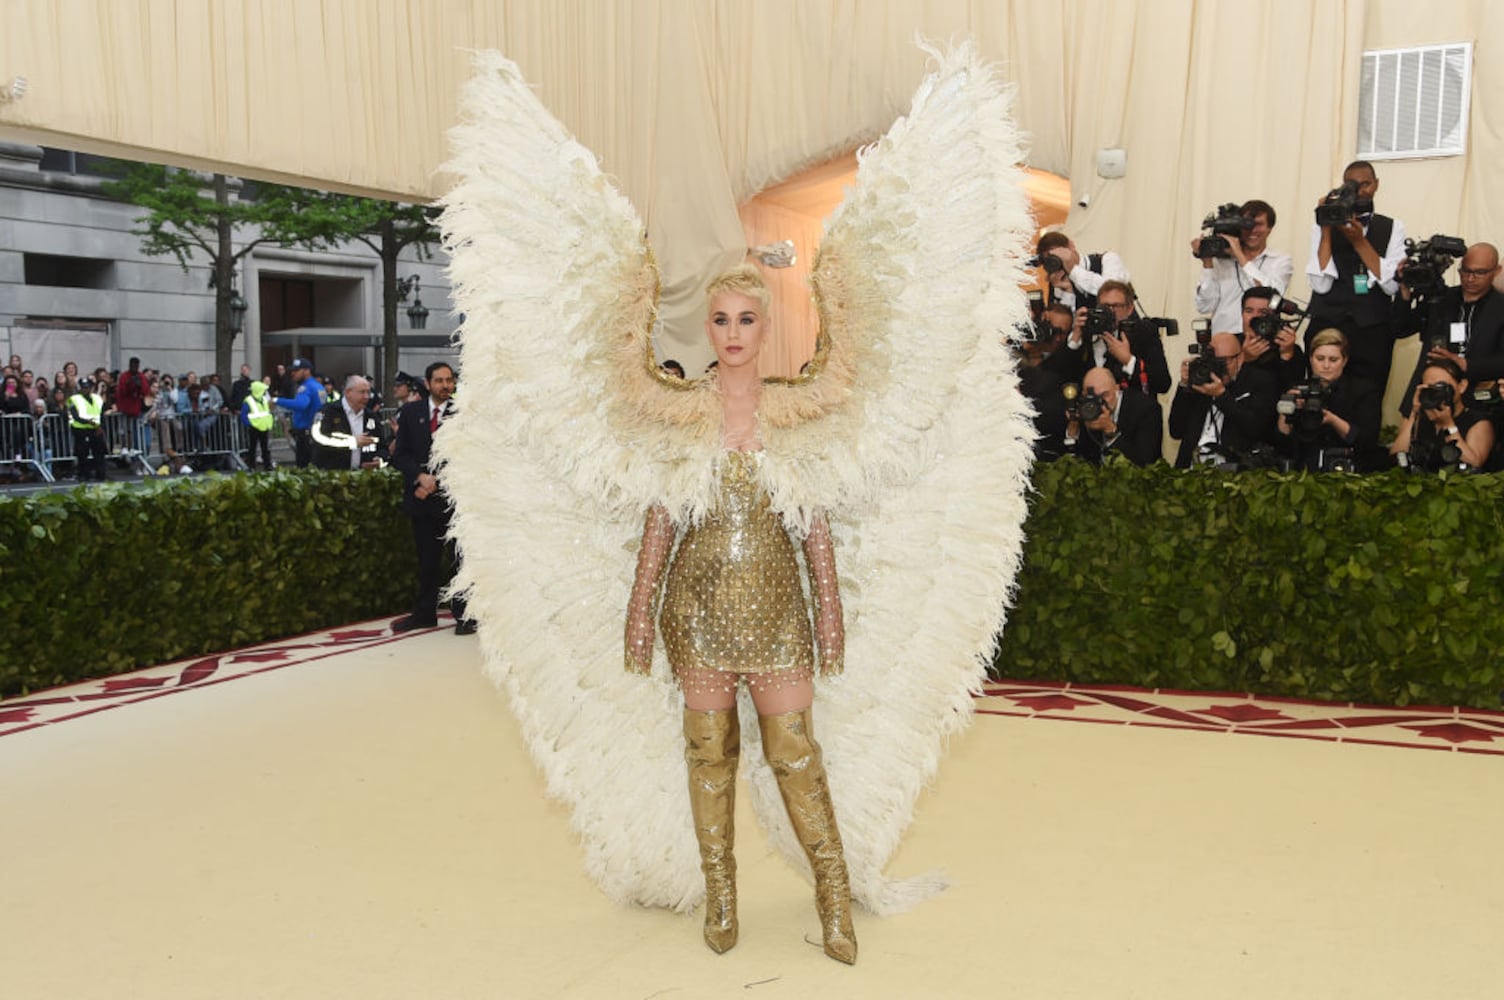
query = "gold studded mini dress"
xmin=659 ymin=450 xmax=815 ymax=690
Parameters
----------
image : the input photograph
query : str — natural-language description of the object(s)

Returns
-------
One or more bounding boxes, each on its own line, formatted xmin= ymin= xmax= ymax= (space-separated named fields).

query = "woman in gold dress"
xmin=624 ymin=265 xmax=856 ymax=965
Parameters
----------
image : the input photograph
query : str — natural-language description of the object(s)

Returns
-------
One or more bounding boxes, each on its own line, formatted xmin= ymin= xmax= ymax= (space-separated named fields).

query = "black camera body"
xmin=1187 ymin=354 xmax=1228 ymax=386
xmin=1248 ymin=294 xmax=1308 ymax=342
xmin=1077 ymin=388 xmax=1108 ymax=423
xmin=1471 ymin=382 xmax=1503 ymax=408
xmin=1186 ymin=318 xmax=1212 ymax=356
xmin=1196 ymin=203 xmax=1253 ymax=259
xmin=1400 ymin=234 xmax=1468 ymax=298
xmin=1027 ymin=254 xmax=1066 ymax=276
xmin=1417 ymin=382 xmax=1455 ymax=412
xmin=1278 ymin=379 xmax=1331 ymax=419
xmin=1083 ymin=306 xmax=1117 ymax=339
xmin=1315 ymin=179 xmax=1374 ymax=227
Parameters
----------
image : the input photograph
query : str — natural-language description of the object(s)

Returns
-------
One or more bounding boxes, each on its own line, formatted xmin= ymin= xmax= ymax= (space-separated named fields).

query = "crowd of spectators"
xmin=1019 ymin=159 xmax=1504 ymax=475
xmin=0 ymin=352 xmax=433 ymax=484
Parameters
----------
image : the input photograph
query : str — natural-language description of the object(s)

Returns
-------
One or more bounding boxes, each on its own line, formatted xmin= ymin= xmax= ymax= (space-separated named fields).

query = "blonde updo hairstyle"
xmin=704 ymin=264 xmax=771 ymax=316
xmin=1308 ymin=328 xmax=1349 ymax=358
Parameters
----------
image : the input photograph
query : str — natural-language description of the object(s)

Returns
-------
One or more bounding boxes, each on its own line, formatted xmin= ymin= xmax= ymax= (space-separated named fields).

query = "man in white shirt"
xmin=1192 ymin=199 xmax=1293 ymax=334
xmin=1304 ymin=160 xmax=1408 ymax=388
xmin=1036 ymin=231 xmax=1130 ymax=311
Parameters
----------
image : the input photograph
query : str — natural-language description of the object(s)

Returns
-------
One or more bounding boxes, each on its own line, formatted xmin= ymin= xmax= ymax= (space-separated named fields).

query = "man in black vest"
xmin=1036 ymin=231 xmax=1130 ymax=311
xmin=390 ymin=361 xmax=476 ymax=636
xmin=1304 ymin=160 xmax=1408 ymax=389
xmin=1393 ymin=242 xmax=1504 ymax=417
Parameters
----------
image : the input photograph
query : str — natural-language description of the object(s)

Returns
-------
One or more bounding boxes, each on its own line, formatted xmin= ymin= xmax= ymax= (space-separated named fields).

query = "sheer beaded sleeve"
xmin=624 ymin=505 xmax=675 ymax=675
xmin=802 ymin=511 xmax=845 ymax=676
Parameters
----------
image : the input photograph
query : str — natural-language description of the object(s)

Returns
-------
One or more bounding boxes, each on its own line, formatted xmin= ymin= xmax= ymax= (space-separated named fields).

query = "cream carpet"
xmin=1 ymin=623 xmax=1500 ymax=999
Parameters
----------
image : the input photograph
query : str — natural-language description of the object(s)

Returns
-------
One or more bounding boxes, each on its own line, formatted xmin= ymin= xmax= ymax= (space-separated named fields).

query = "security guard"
xmin=67 ymin=376 xmax=107 ymax=481
xmin=241 ymin=379 xmax=276 ymax=470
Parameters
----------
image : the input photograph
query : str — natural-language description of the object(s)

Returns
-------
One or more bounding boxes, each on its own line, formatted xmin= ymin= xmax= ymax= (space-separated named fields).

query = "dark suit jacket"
xmin=1168 ymin=365 xmax=1278 ymax=468
xmin=1274 ymin=374 xmax=1382 ymax=471
xmin=390 ymin=398 xmax=451 ymax=518
xmin=1393 ymin=287 xmax=1504 ymax=415
xmin=311 ymin=400 xmax=381 ymax=471
xmin=1043 ymin=317 xmax=1172 ymax=397
xmin=1068 ymin=389 xmax=1163 ymax=466
xmin=1018 ymin=364 xmax=1069 ymax=461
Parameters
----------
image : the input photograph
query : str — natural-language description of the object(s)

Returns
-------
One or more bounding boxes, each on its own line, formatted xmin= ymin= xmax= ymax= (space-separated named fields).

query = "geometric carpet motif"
xmin=5 ymin=624 xmax=1502 ymax=755
xmin=977 ymin=680 xmax=1504 ymax=755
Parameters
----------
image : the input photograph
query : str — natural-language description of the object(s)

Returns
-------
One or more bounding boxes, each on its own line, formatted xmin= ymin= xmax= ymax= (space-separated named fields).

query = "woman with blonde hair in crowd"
xmin=1273 ymin=328 xmax=1380 ymax=471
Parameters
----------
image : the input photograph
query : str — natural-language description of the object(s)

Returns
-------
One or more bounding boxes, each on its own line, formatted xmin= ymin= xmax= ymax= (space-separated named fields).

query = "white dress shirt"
xmin=1053 ymin=250 xmax=1131 ymax=310
xmin=1194 ymin=250 xmax=1295 ymax=334
xmin=1305 ymin=216 xmax=1407 ymax=297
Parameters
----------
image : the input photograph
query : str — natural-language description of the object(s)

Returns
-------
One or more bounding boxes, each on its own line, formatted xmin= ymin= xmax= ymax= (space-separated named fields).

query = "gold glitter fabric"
xmin=660 ymin=450 xmax=815 ymax=690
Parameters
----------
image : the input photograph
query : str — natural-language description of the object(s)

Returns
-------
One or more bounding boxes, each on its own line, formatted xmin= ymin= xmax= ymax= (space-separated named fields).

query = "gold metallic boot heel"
xmin=685 ymin=708 xmax=739 ymax=954
xmin=760 ymin=709 xmax=857 ymax=965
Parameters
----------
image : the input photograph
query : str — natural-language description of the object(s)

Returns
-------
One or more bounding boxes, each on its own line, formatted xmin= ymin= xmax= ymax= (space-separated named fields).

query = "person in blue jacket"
xmin=272 ymin=357 xmax=325 ymax=468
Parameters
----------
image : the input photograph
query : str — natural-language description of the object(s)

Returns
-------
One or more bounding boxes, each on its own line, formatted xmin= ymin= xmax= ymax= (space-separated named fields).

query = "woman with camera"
xmin=1274 ymin=328 xmax=1380 ymax=471
xmin=1389 ymin=355 xmax=1495 ymax=471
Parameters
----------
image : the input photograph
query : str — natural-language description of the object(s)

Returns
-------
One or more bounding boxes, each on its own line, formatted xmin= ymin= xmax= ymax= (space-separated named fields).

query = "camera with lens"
xmin=1314 ymin=179 xmax=1373 ymax=227
xmin=1187 ymin=353 xmax=1228 ymax=387
xmin=1399 ymin=234 xmax=1467 ymax=298
xmin=1186 ymin=318 xmax=1213 ymax=356
xmin=1013 ymin=318 xmax=1055 ymax=343
xmin=1077 ymin=388 xmax=1108 ymax=424
xmin=1026 ymin=253 xmax=1066 ymax=276
xmin=1277 ymin=380 xmax=1330 ymax=417
xmin=1248 ymin=294 xmax=1308 ymax=342
xmin=1471 ymin=381 xmax=1503 ymax=408
xmin=1083 ymin=306 xmax=1117 ymax=339
xmin=1417 ymin=382 xmax=1455 ymax=413
xmin=1196 ymin=203 xmax=1253 ymax=259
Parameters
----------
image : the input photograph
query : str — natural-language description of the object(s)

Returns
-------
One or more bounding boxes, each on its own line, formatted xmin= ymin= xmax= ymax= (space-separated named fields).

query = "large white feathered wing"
xmin=743 ymin=43 xmax=1039 ymax=914
xmin=436 ymin=52 xmax=707 ymax=910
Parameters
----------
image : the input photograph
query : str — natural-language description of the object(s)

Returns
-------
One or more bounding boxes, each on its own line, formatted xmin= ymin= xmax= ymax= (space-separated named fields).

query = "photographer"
xmin=1168 ymin=332 xmax=1278 ymax=468
xmin=1274 ymin=329 xmax=1381 ymax=471
xmin=1017 ymin=303 xmax=1074 ymax=461
xmin=1305 ymin=160 xmax=1408 ymax=388
xmin=1062 ymin=366 xmax=1162 ymax=466
xmin=1393 ymin=242 xmax=1504 ymax=417
xmin=1389 ymin=357 xmax=1495 ymax=472
xmin=1238 ymin=287 xmax=1306 ymax=392
xmin=1192 ymin=199 xmax=1294 ymax=334
xmin=1049 ymin=280 xmax=1171 ymax=397
xmin=1035 ymin=231 xmax=1130 ymax=311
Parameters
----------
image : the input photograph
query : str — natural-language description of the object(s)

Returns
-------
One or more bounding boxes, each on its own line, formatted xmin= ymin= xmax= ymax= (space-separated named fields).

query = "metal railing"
xmin=0 ymin=411 xmax=252 ymax=482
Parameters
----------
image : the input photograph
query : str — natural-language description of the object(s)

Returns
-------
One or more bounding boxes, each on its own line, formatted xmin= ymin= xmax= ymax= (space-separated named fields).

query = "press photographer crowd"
xmin=1019 ymin=159 xmax=1504 ymax=474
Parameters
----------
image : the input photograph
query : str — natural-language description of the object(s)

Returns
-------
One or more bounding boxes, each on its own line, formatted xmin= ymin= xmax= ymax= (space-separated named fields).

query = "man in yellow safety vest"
xmin=67 ymin=375 xmax=107 ymax=482
xmin=241 ymin=378 xmax=275 ymax=471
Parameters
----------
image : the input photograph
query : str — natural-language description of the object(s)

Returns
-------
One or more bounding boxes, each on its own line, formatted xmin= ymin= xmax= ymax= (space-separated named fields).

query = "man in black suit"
xmin=1063 ymin=366 xmax=1163 ymax=466
xmin=1393 ymin=242 xmax=1504 ymax=416
xmin=390 ymin=361 xmax=476 ymax=635
xmin=1044 ymin=280 xmax=1171 ymax=398
xmin=1168 ymin=332 xmax=1278 ymax=468
xmin=311 ymin=375 xmax=382 ymax=471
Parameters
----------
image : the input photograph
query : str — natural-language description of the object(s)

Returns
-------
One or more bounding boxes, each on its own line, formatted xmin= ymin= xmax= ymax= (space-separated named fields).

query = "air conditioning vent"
xmin=1358 ymin=43 xmax=1471 ymax=160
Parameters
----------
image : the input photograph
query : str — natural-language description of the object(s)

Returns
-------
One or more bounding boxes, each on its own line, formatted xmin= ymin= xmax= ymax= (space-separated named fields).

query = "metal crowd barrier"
xmin=0 ymin=411 xmax=253 ymax=482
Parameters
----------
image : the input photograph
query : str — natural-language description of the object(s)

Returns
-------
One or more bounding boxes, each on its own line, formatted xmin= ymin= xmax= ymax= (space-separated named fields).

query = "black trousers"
xmin=244 ymin=428 xmax=272 ymax=470
xmin=410 ymin=512 xmax=468 ymax=624
xmin=72 ymin=428 xmax=106 ymax=481
xmin=291 ymin=428 xmax=312 ymax=468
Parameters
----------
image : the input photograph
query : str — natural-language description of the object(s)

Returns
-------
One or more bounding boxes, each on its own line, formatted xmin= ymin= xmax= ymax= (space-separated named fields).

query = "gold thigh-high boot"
xmin=684 ymin=708 xmax=739 ymax=954
xmin=759 ymin=708 xmax=857 ymax=965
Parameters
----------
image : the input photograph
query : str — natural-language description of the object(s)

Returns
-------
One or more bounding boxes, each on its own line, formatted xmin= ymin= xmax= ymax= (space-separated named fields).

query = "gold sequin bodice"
xmin=660 ymin=450 xmax=814 ymax=677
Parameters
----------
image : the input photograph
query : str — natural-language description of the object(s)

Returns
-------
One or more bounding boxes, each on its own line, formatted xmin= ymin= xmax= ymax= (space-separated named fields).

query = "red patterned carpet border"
xmin=0 ymin=615 xmax=453 ymax=737
xmin=5 ymin=636 xmax=1501 ymax=755
xmin=976 ymin=680 xmax=1504 ymax=756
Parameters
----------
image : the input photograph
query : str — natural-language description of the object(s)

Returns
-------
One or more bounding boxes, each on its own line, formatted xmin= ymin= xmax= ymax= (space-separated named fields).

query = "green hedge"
xmin=997 ymin=459 xmax=1504 ymax=710
xmin=5 ymin=461 xmax=1503 ymax=710
xmin=0 ymin=471 xmax=414 ymax=697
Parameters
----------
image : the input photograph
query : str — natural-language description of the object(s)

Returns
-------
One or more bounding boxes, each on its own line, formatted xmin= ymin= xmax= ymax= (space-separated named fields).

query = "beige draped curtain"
xmin=3 ymin=0 xmax=1502 ymax=404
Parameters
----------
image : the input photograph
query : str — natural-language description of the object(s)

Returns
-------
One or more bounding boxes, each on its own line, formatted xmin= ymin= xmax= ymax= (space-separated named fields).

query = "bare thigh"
xmin=680 ymin=667 xmax=814 ymax=716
